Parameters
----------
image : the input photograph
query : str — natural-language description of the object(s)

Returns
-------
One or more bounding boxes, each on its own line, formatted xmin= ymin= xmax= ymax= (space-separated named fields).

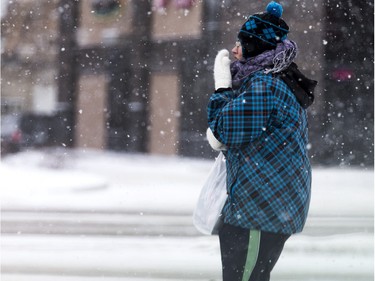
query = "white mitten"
xmin=214 ymin=49 xmax=232 ymax=90
xmin=206 ymin=128 xmax=227 ymax=151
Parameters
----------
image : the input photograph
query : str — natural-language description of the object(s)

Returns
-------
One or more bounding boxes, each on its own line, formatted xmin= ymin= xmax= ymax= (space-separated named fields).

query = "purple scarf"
xmin=231 ymin=39 xmax=298 ymax=89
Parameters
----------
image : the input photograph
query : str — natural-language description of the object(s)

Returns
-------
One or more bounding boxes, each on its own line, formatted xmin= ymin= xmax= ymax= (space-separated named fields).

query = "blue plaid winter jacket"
xmin=207 ymin=71 xmax=311 ymax=234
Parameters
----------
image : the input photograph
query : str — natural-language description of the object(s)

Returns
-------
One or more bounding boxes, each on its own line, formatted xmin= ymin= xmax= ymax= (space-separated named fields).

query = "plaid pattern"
xmin=207 ymin=71 xmax=311 ymax=234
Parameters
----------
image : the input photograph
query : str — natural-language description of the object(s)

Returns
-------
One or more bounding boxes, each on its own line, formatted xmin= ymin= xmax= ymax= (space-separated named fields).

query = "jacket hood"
xmin=278 ymin=62 xmax=317 ymax=109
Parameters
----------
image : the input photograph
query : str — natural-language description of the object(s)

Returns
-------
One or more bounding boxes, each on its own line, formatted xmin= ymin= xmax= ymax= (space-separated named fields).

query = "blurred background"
xmin=1 ymin=1 xmax=374 ymax=281
xmin=1 ymin=0 xmax=373 ymax=165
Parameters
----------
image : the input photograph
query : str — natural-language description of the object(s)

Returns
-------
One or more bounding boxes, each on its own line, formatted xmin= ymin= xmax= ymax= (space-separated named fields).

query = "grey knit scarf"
xmin=231 ymin=39 xmax=298 ymax=89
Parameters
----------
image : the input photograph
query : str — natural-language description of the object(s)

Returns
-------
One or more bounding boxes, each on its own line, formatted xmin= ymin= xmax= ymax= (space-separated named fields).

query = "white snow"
xmin=1 ymin=148 xmax=374 ymax=280
xmin=2 ymin=233 xmax=372 ymax=280
xmin=1 ymin=149 xmax=373 ymax=217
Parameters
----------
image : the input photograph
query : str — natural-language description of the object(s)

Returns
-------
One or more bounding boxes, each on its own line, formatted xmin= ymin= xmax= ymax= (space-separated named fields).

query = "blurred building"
xmin=1 ymin=0 xmax=373 ymax=166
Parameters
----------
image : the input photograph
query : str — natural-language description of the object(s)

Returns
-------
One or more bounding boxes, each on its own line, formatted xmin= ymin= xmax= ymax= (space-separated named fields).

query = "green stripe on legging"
xmin=242 ymin=229 xmax=261 ymax=281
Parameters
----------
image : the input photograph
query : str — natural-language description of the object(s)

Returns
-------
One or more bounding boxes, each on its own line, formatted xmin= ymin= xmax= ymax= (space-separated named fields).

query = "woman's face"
xmin=231 ymin=41 xmax=243 ymax=61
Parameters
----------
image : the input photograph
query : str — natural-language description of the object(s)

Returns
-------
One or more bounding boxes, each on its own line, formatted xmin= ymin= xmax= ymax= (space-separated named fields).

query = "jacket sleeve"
xmin=207 ymin=77 xmax=274 ymax=148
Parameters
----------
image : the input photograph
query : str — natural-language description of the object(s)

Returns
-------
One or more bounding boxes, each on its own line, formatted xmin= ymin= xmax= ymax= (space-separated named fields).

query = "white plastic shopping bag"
xmin=193 ymin=152 xmax=227 ymax=235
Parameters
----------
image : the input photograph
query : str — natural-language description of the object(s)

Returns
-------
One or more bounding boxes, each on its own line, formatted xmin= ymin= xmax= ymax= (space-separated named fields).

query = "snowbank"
xmin=1 ymin=149 xmax=373 ymax=218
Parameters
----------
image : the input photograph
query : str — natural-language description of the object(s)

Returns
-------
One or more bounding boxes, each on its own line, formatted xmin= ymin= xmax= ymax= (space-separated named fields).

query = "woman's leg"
xmin=218 ymin=223 xmax=290 ymax=281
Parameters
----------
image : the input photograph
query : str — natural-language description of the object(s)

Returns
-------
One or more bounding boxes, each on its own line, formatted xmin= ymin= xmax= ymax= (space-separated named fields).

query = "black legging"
xmin=218 ymin=222 xmax=290 ymax=281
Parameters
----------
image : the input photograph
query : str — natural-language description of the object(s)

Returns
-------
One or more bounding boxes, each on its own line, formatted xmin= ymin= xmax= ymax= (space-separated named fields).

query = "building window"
xmin=153 ymin=0 xmax=195 ymax=10
xmin=174 ymin=0 xmax=195 ymax=9
xmin=91 ymin=0 xmax=121 ymax=16
xmin=153 ymin=0 xmax=168 ymax=9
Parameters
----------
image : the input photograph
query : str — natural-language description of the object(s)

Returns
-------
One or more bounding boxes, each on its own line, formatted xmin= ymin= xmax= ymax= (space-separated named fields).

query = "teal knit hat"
xmin=238 ymin=1 xmax=289 ymax=58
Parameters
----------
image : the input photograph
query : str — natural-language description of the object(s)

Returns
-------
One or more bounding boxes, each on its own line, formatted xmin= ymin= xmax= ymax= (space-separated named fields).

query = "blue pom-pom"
xmin=266 ymin=1 xmax=283 ymax=18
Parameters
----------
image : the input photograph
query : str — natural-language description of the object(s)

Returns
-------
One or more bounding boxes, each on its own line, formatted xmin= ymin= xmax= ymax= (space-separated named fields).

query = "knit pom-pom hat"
xmin=238 ymin=1 xmax=289 ymax=58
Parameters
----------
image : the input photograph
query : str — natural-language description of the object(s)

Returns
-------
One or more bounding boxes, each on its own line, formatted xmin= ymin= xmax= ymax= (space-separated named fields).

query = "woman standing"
xmin=206 ymin=2 xmax=317 ymax=280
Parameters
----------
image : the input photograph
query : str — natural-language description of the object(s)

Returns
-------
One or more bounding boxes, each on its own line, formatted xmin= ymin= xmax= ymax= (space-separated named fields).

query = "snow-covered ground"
xmin=1 ymin=148 xmax=374 ymax=281
xmin=1 ymin=148 xmax=373 ymax=217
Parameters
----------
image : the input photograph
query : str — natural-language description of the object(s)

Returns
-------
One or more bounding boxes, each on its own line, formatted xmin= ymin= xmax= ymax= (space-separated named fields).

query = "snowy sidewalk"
xmin=1 ymin=148 xmax=374 ymax=218
xmin=1 ymin=148 xmax=374 ymax=281
xmin=2 ymin=233 xmax=372 ymax=281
